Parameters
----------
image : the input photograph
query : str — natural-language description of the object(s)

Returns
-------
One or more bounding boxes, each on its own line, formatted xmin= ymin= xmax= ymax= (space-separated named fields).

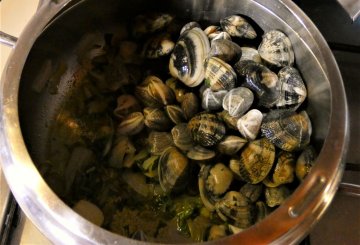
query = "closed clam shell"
xmin=220 ymin=15 xmax=257 ymax=39
xmin=240 ymin=47 xmax=262 ymax=63
xmin=276 ymin=66 xmax=307 ymax=109
xmin=143 ymin=33 xmax=175 ymax=59
xmin=181 ymin=92 xmax=200 ymax=120
xmin=258 ymin=30 xmax=294 ymax=67
xmin=165 ymin=77 xmax=188 ymax=103
xmin=169 ymin=27 xmax=210 ymax=87
xmin=148 ymin=131 xmax=174 ymax=155
xmin=180 ymin=21 xmax=201 ymax=34
xmin=135 ymin=75 xmax=175 ymax=107
xmin=205 ymin=57 xmax=237 ymax=92
xmin=234 ymin=60 xmax=279 ymax=108
xmin=255 ymin=201 xmax=270 ymax=222
xmin=222 ymin=87 xmax=254 ymax=117
xmin=165 ymin=105 xmax=186 ymax=124
xmin=217 ymin=135 xmax=247 ymax=155
xmin=188 ymin=113 xmax=226 ymax=147
xmin=199 ymin=164 xmax=233 ymax=211
xmin=202 ymin=88 xmax=227 ymax=111
xmin=265 ymin=185 xmax=291 ymax=207
xmin=171 ymin=123 xmax=194 ymax=152
xmin=217 ymin=110 xmax=239 ymax=130
xmin=296 ymin=146 xmax=317 ymax=180
xmin=230 ymin=138 xmax=275 ymax=184
xmin=208 ymin=39 xmax=242 ymax=64
xmin=114 ymin=94 xmax=141 ymax=119
xmin=261 ymin=110 xmax=312 ymax=152
xmin=187 ymin=145 xmax=216 ymax=161
xmin=158 ymin=147 xmax=190 ymax=193
xmin=210 ymin=32 xmax=232 ymax=43
xmin=143 ymin=107 xmax=172 ymax=131
xmin=239 ymin=183 xmax=263 ymax=203
xmin=117 ymin=112 xmax=145 ymax=136
xmin=215 ymin=191 xmax=255 ymax=228
xmin=237 ymin=109 xmax=263 ymax=140
xmin=263 ymin=151 xmax=295 ymax=187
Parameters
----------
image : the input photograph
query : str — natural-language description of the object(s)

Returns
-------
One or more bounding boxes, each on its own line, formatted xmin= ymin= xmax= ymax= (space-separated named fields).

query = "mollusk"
xmin=220 ymin=15 xmax=257 ymax=39
xmin=208 ymin=39 xmax=242 ymax=65
xmin=237 ymin=109 xmax=263 ymax=140
xmin=204 ymin=57 xmax=237 ymax=92
xmin=202 ymin=88 xmax=227 ymax=111
xmin=222 ymin=87 xmax=254 ymax=117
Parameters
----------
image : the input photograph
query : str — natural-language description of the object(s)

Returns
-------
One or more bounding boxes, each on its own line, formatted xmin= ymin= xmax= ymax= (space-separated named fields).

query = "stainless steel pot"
xmin=0 ymin=0 xmax=349 ymax=244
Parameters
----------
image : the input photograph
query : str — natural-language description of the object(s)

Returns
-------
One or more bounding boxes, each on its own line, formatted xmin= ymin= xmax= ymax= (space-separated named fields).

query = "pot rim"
xmin=0 ymin=0 xmax=348 ymax=244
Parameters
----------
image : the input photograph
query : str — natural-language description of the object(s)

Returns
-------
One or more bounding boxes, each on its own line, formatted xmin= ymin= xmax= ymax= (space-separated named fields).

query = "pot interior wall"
xmin=19 ymin=0 xmax=330 ymax=201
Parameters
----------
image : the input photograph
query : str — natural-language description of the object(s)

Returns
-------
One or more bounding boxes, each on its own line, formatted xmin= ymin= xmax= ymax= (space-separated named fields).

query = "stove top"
xmin=0 ymin=0 xmax=359 ymax=244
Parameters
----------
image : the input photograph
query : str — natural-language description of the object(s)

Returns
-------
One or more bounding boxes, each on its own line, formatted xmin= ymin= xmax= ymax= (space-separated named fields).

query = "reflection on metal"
xmin=337 ymin=0 xmax=360 ymax=21
xmin=0 ymin=31 xmax=17 ymax=48
xmin=339 ymin=182 xmax=360 ymax=197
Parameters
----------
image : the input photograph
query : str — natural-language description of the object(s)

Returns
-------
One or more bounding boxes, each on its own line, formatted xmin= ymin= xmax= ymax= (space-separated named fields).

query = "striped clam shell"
xmin=205 ymin=57 xmax=237 ymax=92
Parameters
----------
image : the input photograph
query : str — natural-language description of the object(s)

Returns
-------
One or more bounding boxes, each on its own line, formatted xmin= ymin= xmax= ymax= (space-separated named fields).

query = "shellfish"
xmin=204 ymin=57 xmax=237 ymax=91
xmin=239 ymin=47 xmax=262 ymax=63
xmin=180 ymin=21 xmax=201 ymax=34
xmin=222 ymin=87 xmax=254 ymax=117
xmin=258 ymin=30 xmax=294 ymax=67
xmin=181 ymin=92 xmax=200 ymax=120
xmin=230 ymin=138 xmax=275 ymax=184
xmin=169 ymin=27 xmax=210 ymax=87
xmin=265 ymin=185 xmax=291 ymax=207
xmin=143 ymin=107 xmax=172 ymax=131
xmin=237 ymin=109 xmax=263 ymax=140
xmin=143 ymin=33 xmax=175 ymax=59
xmin=165 ymin=105 xmax=186 ymax=124
xmin=220 ymin=15 xmax=257 ymax=39
xmin=239 ymin=183 xmax=263 ymax=203
xmin=187 ymin=145 xmax=216 ymax=161
xmin=217 ymin=135 xmax=247 ymax=156
xmin=114 ymin=95 xmax=142 ymax=120
xmin=171 ymin=123 xmax=194 ymax=152
xmin=296 ymin=146 xmax=317 ymax=180
xmin=261 ymin=110 xmax=312 ymax=152
xmin=263 ymin=151 xmax=295 ymax=187
xmin=117 ymin=112 xmax=145 ymax=136
xmin=148 ymin=131 xmax=174 ymax=155
xmin=202 ymin=88 xmax=227 ymax=111
xmin=208 ymin=39 xmax=242 ymax=64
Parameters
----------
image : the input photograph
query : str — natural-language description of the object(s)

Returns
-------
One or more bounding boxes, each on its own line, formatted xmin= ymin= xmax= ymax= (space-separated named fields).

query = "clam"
xmin=234 ymin=60 xmax=279 ymax=108
xmin=255 ymin=201 xmax=270 ymax=222
xmin=261 ymin=110 xmax=312 ymax=152
xmin=158 ymin=147 xmax=190 ymax=193
xmin=143 ymin=107 xmax=172 ymax=131
xmin=239 ymin=183 xmax=263 ymax=203
xmin=188 ymin=113 xmax=226 ymax=147
xmin=169 ymin=27 xmax=210 ymax=87
xmin=222 ymin=87 xmax=254 ymax=117
xmin=135 ymin=75 xmax=175 ymax=107
xmin=237 ymin=109 xmax=263 ymax=140
xmin=258 ymin=30 xmax=294 ymax=67
xmin=217 ymin=135 xmax=247 ymax=155
xmin=165 ymin=105 xmax=186 ymax=124
xmin=148 ymin=131 xmax=174 ymax=155
xmin=181 ymin=92 xmax=200 ymax=120
xmin=204 ymin=25 xmax=221 ymax=36
xmin=265 ymin=185 xmax=291 ymax=207
xmin=114 ymin=95 xmax=142 ymax=119
xmin=204 ymin=57 xmax=237 ymax=91
xmin=187 ymin=145 xmax=216 ymax=161
xmin=117 ymin=112 xmax=145 ymax=136
xmin=215 ymin=191 xmax=255 ymax=228
xmin=230 ymin=138 xmax=275 ymax=184
xmin=171 ymin=123 xmax=194 ymax=152
xmin=240 ymin=47 xmax=262 ymax=63
xmin=143 ymin=33 xmax=175 ymax=59
xmin=180 ymin=21 xmax=201 ymax=34
xmin=263 ymin=151 xmax=295 ymax=187
xmin=202 ymin=88 xmax=227 ymax=111
xmin=208 ymin=225 xmax=227 ymax=241
xmin=296 ymin=146 xmax=317 ymax=180
xmin=199 ymin=164 xmax=234 ymax=211
xmin=208 ymin=39 xmax=242 ymax=64
xmin=217 ymin=110 xmax=239 ymax=130
xmin=109 ymin=136 xmax=136 ymax=168
xmin=220 ymin=15 xmax=257 ymax=39
xmin=165 ymin=77 xmax=188 ymax=103
xmin=132 ymin=13 xmax=174 ymax=38
xmin=276 ymin=66 xmax=307 ymax=109
xmin=210 ymin=32 xmax=232 ymax=43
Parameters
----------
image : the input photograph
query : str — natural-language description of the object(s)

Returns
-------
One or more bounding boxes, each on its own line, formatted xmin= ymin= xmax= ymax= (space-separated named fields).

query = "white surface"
xmin=0 ymin=0 xmax=52 ymax=244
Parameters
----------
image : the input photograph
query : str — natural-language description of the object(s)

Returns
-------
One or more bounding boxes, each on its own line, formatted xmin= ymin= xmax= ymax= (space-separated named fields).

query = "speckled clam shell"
xmin=202 ymin=88 xmax=228 ymax=111
xmin=143 ymin=107 xmax=172 ymax=131
xmin=217 ymin=135 xmax=247 ymax=155
xmin=148 ymin=131 xmax=174 ymax=155
xmin=258 ymin=30 xmax=294 ymax=67
xmin=181 ymin=92 xmax=200 ymax=120
xmin=234 ymin=60 xmax=279 ymax=108
xmin=169 ymin=27 xmax=210 ymax=87
xmin=265 ymin=185 xmax=291 ymax=207
xmin=143 ymin=33 xmax=175 ymax=59
xmin=261 ymin=110 xmax=312 ymax=152
xmin=117 ymin=112 xmax=145 ymax=136
xmin=171 ymin=123 xmax=194 ymax=152
xmin=276 ymin=66 xmax=307 ymax=109
xmin=205 ymin=57 xmax=237 ymax=92
xmin=296 ymin=146 xmax=317 ymax=180
xmin=208 ymin=39 xmax=242 ymax=65
xmin=188 ymin=113 xmax=226 ymax=147
xmin=237 ymin=109 xmax=263 ymax=140
xmin=240 ymin=47 xmax=262 ymax=63
xmin=263 ymin=151 xmax=295 ymax=187
xmin=220 ymin=15 xmax=257 ymax=39
xmin=230 ymin=138 xmax=275 ymax=184
xmin=187 ymin=145 xmax=216 ymax=161
xmin=239 ymin=183 xmax=263 ymax=203
xmin=222 ymin=87 xmax=254 ymax=117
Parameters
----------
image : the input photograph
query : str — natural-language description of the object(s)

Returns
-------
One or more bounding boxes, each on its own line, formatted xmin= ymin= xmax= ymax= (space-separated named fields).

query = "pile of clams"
xmin=44 ymin=12 xmax=317 ymax=243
